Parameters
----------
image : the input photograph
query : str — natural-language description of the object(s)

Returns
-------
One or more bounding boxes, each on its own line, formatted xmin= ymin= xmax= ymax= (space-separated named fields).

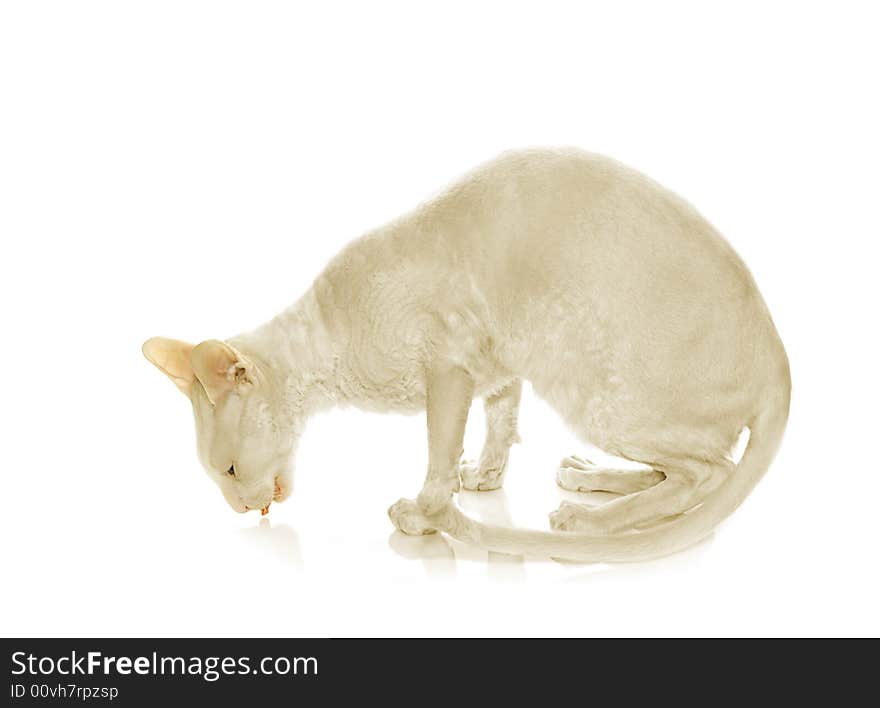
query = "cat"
xmin=143 ymin=147 xmax=790 ymax=562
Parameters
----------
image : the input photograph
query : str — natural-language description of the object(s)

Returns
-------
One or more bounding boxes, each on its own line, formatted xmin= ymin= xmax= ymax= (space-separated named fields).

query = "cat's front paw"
xmin=388 ymin=498 xmax=436 ymax=535
xmin=459 ymin=452 xmax=509 ymax=491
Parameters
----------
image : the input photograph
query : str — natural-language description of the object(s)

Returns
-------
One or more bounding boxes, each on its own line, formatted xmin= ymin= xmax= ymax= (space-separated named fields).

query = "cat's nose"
xmin=243 ymin=486 xmax=274 ymax=511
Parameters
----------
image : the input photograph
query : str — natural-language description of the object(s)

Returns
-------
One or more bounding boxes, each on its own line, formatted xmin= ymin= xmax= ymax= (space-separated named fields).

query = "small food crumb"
xmin=261 ymin=505 xmax=270 ymax=516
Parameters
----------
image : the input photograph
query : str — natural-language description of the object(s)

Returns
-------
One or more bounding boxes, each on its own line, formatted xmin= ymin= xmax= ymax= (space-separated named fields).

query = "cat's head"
xmin=142 ymin=337 xmax=296 ymax=513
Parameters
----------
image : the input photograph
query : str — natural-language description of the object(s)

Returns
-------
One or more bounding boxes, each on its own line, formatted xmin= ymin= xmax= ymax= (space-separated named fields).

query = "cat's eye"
xmin=227 ymin=464 xmax=235 ymax=477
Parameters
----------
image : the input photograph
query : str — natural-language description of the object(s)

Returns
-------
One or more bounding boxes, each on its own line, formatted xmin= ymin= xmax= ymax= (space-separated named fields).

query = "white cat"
xmin=143 ymin=148 xmax=790 ymax=561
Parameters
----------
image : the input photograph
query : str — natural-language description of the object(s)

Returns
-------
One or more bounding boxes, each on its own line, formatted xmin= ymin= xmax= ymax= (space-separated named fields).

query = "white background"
xmin=1 ymin=1 xmax=878 ymax=638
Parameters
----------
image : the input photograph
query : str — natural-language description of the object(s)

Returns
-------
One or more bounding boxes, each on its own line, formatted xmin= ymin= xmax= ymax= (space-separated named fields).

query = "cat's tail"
xmin=430 ymin=376 xmax=790 ymax=562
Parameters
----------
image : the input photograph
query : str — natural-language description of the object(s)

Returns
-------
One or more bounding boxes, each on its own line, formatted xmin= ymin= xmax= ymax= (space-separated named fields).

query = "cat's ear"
xmin=142 ymin=337 xmax=196 ymax=395
xmin=190 ymin=339 xmax=253 ymax=405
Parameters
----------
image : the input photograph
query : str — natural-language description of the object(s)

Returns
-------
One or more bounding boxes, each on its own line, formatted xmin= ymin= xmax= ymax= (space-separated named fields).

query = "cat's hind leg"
xmin=556 ymin=455 xmax=665 ymax=495
xmin=550 ymin=457 xmax=731 ymax=534
xmin=460 ymin=378 xmax=522 ymax=491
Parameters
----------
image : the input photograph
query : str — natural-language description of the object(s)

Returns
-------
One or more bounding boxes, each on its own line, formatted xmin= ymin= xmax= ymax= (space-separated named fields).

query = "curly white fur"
xmin=143 ymin=148 xmax=790 ymax=561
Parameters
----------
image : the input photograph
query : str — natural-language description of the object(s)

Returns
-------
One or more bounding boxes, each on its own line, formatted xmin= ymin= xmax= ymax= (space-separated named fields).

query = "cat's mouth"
xmin=240 ymin=478 xmax=285 ymax=514
xmin=241 ymin=477 xmax=286 ymax=514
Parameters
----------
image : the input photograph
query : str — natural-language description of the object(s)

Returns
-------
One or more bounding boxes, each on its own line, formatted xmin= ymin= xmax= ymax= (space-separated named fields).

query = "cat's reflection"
xmin=388 ymin=530 xmax=457 ymax=578
xmin=387 ymin=489 xmax=526 ymax=582
xmin=238 ymin=518 xmax=303 ymax=570
xmin=460 ymin=489 xmax=526 ymax=583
